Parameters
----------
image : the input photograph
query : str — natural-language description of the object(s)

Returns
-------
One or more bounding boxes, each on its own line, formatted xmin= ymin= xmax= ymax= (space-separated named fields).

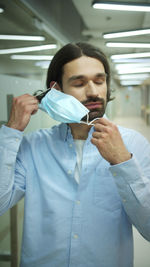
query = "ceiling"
xmin=0 ymin=0 xmax=150 ymax=86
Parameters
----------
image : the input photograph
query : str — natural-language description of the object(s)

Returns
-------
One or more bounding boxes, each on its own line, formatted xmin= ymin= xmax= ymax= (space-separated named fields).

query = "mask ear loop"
xmin=88 ymin=118 xmax=100 ymax=125
xmin=80 ymin=113 xmax=99 ymax=126
xmin=51 ymin=82 xmax=57 ymax=89
xmin=35 ymin=82 xmax=58 ymax=102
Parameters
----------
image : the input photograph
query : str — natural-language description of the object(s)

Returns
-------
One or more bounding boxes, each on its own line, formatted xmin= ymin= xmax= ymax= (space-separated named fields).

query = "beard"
xmin=81 ymin=97 xmax=106 ymax=122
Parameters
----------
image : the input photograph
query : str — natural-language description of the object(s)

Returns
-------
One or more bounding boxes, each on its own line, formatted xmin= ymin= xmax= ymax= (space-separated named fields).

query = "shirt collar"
xmin=59 ymin=123 xmax=95 ymax=142
xmin=59 ymin=114 xmax=108 ymax=142
xmin=59 ymin=123 xmax=68 ymax=141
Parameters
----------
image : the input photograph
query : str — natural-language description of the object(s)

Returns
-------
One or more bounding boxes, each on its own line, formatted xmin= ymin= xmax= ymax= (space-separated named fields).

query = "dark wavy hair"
xmin=35 ymin=42 xmax=114 ymax=102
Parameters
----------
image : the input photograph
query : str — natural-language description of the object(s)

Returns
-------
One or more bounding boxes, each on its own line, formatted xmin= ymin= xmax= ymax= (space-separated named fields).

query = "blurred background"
xmin=0 ymin=0 xmax=150 ymax=266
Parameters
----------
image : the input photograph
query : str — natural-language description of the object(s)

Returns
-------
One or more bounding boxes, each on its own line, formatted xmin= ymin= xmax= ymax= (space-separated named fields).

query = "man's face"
xmin=61 ymin=56 xmax=107 ymax=121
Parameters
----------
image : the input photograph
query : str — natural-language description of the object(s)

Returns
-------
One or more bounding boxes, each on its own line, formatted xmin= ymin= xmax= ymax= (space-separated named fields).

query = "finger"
xmin=29 ymin=103 xmax=39 ymax=112
xmin=91 ymin=137 xmax=97 ymax=145
xmin=94 ymin=117 xmax=112 ymax=126
xmin=92 ymin=131 xmax=102 ymax=139
xmin=15 ymin=94 xmax=38 ymax=105
xmin=23 ymin=96 xmax=38 ymax=105
xmin=20 ymin=102 xmax=38 ymax=115
xmin=94 ymin=123 xmax=106 ymax=132
xmin=31 ymin=108 xmax=38 ymax=115
xmin=91 ymin=137 xmax=100 ymax=146
xmin=28 ymin=98 xmax=39 ymax=105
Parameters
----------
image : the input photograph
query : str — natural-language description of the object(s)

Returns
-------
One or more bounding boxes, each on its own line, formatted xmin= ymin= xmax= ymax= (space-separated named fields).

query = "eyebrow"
xmin=68 ymin=73 xmax=107 ymax=83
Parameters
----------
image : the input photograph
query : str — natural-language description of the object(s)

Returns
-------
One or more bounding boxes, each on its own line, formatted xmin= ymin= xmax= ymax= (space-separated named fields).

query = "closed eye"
xmin=94 ymin=77 xmax=106 ymax=85
xmin=74 ymin=83 xmax=84 ymax=87
xmin=94 ymin=81 xmax=105 ymax=86
xmin=95 ymin=81 xmax=103 ymax=85
xmin=72 ymin=80 xmax=85 ymax=87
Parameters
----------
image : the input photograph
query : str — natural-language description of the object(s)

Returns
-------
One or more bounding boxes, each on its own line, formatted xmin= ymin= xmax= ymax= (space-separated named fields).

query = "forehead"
xmin=63 ymin=56 xmax=105 ymax=80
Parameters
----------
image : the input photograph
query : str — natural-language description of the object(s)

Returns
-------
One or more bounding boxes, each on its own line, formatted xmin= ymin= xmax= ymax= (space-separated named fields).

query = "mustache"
xmin=81 ymin=97 xmax=105 ymax=105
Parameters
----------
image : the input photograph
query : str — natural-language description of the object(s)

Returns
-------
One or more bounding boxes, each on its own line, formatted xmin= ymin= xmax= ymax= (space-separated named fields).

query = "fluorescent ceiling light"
xmin=0 ymin=7 xmax=4 ymax=13
xmin=107 ymin=42 xmax=150 ymax=48
xmin=118 ymin=74 xmax=150 ymax=80
xmin=92 ymin=1 xmax=150 ymax=12
xmin=117 ymin=67 xmax=150 ymax=74
xmin=35 ymin=61 xmax=51 ymax=69
xmin=0 ymin=34 xmax=45 ymax=41
xmin=0 ymin=44 xmax=57 ymax=55
xmin=115 ymin=63 xmax=150 ymax=75
xmin=120 ymin=80 xmax=142 ymax=86
xmin=11 ymin=55 xmax=53 ymax=60
xmin=111 ymin=52 xmax=150 ymax=60
xmin=115 ymin=63 xmax=150 ymax=70
xmin=35 ymin=61 xmax=50 ymax=66
xmin=103 ymin=28 xmax=150 ymax=39
xmin=112 ymin=58 xmax=150 ymax=63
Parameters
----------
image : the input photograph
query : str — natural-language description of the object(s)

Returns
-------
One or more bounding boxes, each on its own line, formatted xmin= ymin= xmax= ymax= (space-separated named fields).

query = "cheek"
xmin=68 ymin=88 xmax=86 ymax=102
xmin=98 ymin=86 xmax=107 ymax=98
xmin=72 ymin=91 xmax=84 ymax=101
xmin=62 ymin=86 xmax=85 ymax=102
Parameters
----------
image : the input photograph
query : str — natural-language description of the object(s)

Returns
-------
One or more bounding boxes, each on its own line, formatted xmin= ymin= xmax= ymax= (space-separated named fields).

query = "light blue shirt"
xmin=0 ymin=123 xmax=150 ymax=267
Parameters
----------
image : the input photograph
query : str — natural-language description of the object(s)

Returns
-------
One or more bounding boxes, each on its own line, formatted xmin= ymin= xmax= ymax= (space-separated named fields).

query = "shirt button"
xmin=76 ymin=200 xmax=80 ymax=205
xmin=7 ymin=166 xmax=11 ymax=170
xmin=113 ymin=172 xmax=117 ymax=177
xmin=123 ymin=199 xmax=126 ymax=202
xmin=15 ymin=138 xmax=19 ymax=142
xmin=69 ymin=144 xmax=73 ymax=148
xmin=74 ymin=234 xmax=78 ymax=239
xmin=68 ymin=170 xmax=72 ymax=174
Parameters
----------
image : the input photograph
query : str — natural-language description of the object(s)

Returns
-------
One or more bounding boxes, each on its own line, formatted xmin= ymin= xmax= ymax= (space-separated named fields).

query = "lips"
xmin=84 ymin=102 xmax=102 ymax=110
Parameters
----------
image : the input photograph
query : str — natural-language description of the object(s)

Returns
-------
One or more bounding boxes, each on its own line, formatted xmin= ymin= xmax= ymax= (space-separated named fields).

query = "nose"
xmin=86 ymin=81 xmax=99 ymax=98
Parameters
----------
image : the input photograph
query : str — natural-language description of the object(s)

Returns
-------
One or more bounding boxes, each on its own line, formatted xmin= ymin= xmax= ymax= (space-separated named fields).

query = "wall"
xmin=141 ymin=85 xmax=150 ymax=125
xmin=107 ymin=86 xmax=141 ymax=119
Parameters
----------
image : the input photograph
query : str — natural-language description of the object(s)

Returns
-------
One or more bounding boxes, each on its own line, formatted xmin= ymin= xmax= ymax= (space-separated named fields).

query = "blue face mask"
xmin=39 ymin=87 xmax=90 ymax=124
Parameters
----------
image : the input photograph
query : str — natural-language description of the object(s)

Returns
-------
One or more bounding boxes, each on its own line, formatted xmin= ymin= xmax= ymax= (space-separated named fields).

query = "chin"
xmin=89 ymin=111 xmax=104 ymax=121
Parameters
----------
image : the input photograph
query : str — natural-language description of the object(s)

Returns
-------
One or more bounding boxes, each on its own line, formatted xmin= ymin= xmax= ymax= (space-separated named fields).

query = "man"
xmin=0 ymin=42 xmax=150 ymax=267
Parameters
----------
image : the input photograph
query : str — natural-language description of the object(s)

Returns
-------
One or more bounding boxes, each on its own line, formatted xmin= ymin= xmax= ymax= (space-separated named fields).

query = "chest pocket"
xmin=93 ymin=165 xmax=122 ymax=212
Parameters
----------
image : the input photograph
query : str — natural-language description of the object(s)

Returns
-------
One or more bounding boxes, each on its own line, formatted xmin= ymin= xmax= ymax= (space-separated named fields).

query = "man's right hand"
xmin=6 ymin=94 xmax=39 ymax=131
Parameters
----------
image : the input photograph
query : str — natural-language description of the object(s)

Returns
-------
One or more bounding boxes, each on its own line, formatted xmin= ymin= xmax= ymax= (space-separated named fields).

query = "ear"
xmin=50 ymin=81 xmax=62 ymax=91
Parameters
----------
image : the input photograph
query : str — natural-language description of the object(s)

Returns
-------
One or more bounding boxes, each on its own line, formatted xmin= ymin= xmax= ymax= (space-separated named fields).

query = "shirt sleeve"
xmin=109 ymin=131 xmax=150 ymax=241
xmin=0 ymin=125 xmax=26 ymax=215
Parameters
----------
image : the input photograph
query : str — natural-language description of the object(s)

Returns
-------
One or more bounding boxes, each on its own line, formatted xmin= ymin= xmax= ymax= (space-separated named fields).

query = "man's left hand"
xmin=91 ymin=118 xmax=131 ymax=165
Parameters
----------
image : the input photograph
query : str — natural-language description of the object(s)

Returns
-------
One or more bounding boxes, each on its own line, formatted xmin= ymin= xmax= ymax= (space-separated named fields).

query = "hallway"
xmin=112 ymin=116 xmax=150 ymax=267
xmin=113 ymin=116 xmax=150 ymax=142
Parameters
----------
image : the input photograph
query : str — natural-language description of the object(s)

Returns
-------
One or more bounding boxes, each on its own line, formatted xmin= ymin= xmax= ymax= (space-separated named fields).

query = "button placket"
xmin=69 ymin=190 xmax=82 ymax=264
xmin=73 ymin=234 xmax=78 ymax=239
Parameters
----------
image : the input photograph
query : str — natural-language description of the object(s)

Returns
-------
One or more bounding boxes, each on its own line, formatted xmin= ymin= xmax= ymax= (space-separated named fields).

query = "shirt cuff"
xmin=109 ymin=154 xmax=144 ymax=189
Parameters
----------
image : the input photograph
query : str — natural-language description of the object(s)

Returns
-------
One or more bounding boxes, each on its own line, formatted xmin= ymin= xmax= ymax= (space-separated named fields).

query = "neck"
xmin=69 ymin=123 xmax=92 ymax=140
